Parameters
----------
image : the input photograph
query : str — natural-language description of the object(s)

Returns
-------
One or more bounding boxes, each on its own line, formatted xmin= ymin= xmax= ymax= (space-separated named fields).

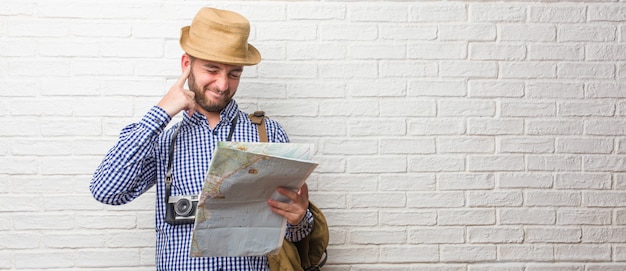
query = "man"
xmin=90 ymin=7 xmax=313 ymax=270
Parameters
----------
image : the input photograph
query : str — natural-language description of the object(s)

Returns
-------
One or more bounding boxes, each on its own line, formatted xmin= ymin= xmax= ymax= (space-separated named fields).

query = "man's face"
xmin=187 ymin=57 xmax=243 ymax=113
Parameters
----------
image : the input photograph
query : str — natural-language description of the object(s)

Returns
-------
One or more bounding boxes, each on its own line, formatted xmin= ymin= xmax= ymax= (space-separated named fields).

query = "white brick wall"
xmin=1 ymin=0 xmax=626 ymax=270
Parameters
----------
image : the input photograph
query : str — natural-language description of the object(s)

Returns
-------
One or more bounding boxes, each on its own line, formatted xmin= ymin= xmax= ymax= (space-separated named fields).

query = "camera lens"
xmin=174 ymin=198 xmax=194 ymax=217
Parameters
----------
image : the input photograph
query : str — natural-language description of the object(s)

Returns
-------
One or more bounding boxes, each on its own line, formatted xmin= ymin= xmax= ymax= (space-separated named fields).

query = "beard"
xmin=188 ymin=69 xmax=234 ymax=113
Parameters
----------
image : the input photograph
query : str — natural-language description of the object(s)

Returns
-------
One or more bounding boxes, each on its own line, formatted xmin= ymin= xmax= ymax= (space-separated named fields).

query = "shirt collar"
xmin=182 ymin=100 xmax=239 ymax=127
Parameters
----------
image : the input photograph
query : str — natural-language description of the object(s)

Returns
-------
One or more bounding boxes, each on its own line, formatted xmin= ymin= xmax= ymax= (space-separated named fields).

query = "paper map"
xmin=189 ymin=142 xmax=317 ymax=257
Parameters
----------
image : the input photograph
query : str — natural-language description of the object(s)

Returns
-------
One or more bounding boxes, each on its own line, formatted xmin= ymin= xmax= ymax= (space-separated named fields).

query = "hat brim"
xmin=180 ymin=26 xmax=261 ymax=66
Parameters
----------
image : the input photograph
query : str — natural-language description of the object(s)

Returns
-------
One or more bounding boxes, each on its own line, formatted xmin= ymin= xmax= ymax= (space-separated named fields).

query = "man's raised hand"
xmin=157 ymin=65 xmax=195 ymax=117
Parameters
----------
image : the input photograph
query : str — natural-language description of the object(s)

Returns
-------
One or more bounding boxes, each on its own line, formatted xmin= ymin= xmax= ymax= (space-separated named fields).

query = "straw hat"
xmin=180 ymin=7 xmax=261 ymax=66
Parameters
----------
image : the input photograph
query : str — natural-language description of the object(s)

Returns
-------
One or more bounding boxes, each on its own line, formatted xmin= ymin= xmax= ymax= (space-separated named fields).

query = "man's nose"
xmin=215 ymin=73 xmax=229 ymax=92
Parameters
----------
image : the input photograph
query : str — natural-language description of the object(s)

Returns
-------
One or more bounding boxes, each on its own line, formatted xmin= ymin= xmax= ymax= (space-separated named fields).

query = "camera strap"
xmin=164 ymin=114 xmax=239 ymax=203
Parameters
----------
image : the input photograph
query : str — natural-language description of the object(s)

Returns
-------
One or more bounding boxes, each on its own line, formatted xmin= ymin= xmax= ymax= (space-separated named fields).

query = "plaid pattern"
xmin=91 ymin=100 xmax=313 ymax=271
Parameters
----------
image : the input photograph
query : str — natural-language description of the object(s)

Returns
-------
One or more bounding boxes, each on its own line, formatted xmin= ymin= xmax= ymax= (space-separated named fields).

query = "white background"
xmin=2 ymin=0 xmax=626 ymax=270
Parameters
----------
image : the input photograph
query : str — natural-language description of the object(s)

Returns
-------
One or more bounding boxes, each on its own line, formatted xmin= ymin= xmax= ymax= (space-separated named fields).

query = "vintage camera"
xmin=165 ymin=194 xmax=199 ymax=225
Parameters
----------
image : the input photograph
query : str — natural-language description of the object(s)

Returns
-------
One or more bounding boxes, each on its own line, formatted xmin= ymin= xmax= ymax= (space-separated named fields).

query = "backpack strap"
xmin=248 ymin=110 xmax=268 ymax=143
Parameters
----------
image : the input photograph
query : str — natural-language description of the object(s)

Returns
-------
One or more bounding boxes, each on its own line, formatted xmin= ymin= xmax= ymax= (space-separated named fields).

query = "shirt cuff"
xmin=140 ymin=106 xmax=172 ymax=132
xmin=287 ymin=208 xmax=313 ymax=230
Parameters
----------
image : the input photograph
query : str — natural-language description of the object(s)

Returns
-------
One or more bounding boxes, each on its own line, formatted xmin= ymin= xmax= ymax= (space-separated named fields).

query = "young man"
xmin=90 ymin=7 xmax=313 ymax=270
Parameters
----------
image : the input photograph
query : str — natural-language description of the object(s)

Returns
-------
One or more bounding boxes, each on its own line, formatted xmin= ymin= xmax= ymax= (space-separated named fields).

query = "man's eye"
xmin=230 ymin=73 xmax=241 ymax=79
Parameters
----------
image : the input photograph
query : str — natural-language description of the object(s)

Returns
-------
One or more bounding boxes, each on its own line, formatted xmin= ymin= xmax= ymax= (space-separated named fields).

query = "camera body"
xmin=165 ymin=194 xmax=199 ymax=225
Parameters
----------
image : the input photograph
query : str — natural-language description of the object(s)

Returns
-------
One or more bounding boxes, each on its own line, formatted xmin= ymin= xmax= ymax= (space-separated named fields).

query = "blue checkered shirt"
xmin=90 ymin=100 xmax=313 ymax=271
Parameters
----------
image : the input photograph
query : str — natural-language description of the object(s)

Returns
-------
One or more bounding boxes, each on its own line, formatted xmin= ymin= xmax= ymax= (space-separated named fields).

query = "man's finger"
xmin=298 ymin=183 xmax=309 ymax=198
xmin=175 ymin=65 xmax=191 ymax=88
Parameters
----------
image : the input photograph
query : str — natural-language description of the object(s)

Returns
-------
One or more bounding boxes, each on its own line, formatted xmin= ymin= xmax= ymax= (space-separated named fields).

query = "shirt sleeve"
xmin=90 ymin=106 xmax=172 ymax=205
xmin=284 ymin=208 xmax=314 ymax=242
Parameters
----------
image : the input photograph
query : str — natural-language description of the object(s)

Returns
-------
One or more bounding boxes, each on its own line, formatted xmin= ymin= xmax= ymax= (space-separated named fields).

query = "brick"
xmin=15 ymin=251 xmax=74 ymax=268
xmin=526 ymin=227 xmax=581 ymax=243
xmin=528 ymin=44 xmax=583 ymax=61
xmin=582 ymin=227 xmax=626 ymax=243
xmin=0 ymin=232 xmax=41 ymax=249
xmin=468 ymin=118 xmax=524 ymax=135
xmin=441 ymin=61 xmax=498 ymax=78
xmin=350 ymin=192 xmax=406 ymax=208
xmin=407 ymin=192 xmax=464 ymax=208
xmin=589 ymin=5 xmax=626 ymax=22
xmin=349 ymin=79 xmax=406 ymax=97
xmin=438 ymin=100 xmax=496 ymax=117
xmin=497 ymin=173 xmax=553 ymax=189
xmin=555 ymin=173 xmax=611 ymax=189
xmin=351 ymin=43 xmax=405 ymax=60
xmin=470 ymin=43 xmax=526 ymax=61
xmin=587 ymin=82 xmax=626 ymax=98
xmin=529 ymin=6 xmax=586 ymax=23
xmin=76 ymin=249 xmax=142 ymax=267
xmin=468 ymin=155 xmax=525 ymax=172
xmin=380 ymin=245 xmax=439 ymax=263
xmin=526 ymin=120 xmax=583 ymax=135
xmin=350 ymin=4 xmax=408 ymax=22
xmin=380 ymin=60 xmax=438 ymax=78
xmin=438 ymin=173 xmax=495 ymax=190
xmin=287 ymin=42 xmax=346 ymax=60
xmin=439 ymin=24 xmax=496 ymax=41
xmin=258 ymin=23 xmax=317 ymax=41
xmin=378 ymin=173 xmax=436 ymax=191
xmin=468 ymin=226 xmax=524 ymax=243
xmin=320 ymin=23 xmax=378 ymax=41
xmin=438 ymin=209 xmax=495 ymax=225
xmin=556 ymin=138 xmax=613 ymax=154
xmin=557 ymin=209 xmax=611 ymax=225
xmin=351 ymin=228 xmax=406 ymax=244
xmin=527 ymin=81 xmax=584 ymax=99
xmin=470 ymin=5 xmax=526 ymax=22
xmin=408 ymin=227 xmax=464 ymax=244
xmin=328 ymin=246 xmax=379 ymax=264
xmin=468 ymin=191 xmax=523 ymax=207
xmin=468 ymin=80 xmax=524 ymax=98
xmin=525 ymin=191 xmax=582 ymax=207
xmin=321 ymin=139 xmax=377 ymax=155
xmin=408 ymin=155 xmax=465 ymax=172
xmin=348 ymin=119 xmax=405 ymax=136
xmin=500 ymin=62 xmax=556 ymax=79
xmin=287 ymin=3 xmax=346 ymax=20
xmin=408 ymin=118 xmax=466 ymax=135
xmin=587 ymin=44 xmax=626 ymax=61
xmin=558 ymin=101 xmax=615 ymax=117
xmin=585 ymin=120 xmax=626 ymax=136
xmin=317 ymin=174 xmax=377 ymax=191
xmin=348 ymin=156 xmax=406 ymax=173
xmin=558 ymin=63 xmax=615 ymax=79
xmin=499 ymin=137 xmax=554 ymax=154
xmin=380 ymin=138 xmax=436 ymax=154
xmin=499 ymin=208 xmax=556 ymax=225
xmin=381 ymin=210 xmax=437 ymax=226
xmin=324 ymin=210 xmax=378 ymax=227
xmin=499 ymin=245 xmax=554 ymax=261
xmin=380 ymin=99 xmax=436 ymax=117
xmin=558 ymin=25 xmax=616 ymax=42
xmin=555 ymin=245 xmax=611 ymax=261
xmin=585 ymin=192 xmax=626 ymax=207
xmin=500 ymin=24 xmax=556 ymax=42
xmin=411 ymin=3 xmax=467 ymax=22
xmin=408 ymin=80 xmax=467 ymax=97
xmin=380 ymin=25 xmax=437 ymax=40
xmin=437 ymin=137 xmax=495 ymax=154
xmin=440 ymin=245 xmax=496 ymax=262
xmin=409 ymin=42 xmax=467 ymax=60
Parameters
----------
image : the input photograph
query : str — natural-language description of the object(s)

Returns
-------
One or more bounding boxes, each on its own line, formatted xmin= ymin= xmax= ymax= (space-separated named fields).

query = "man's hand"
xmin=267 ymin=183 xmax=310 ymax=225
xmin=157 ymin=65 xmax=196 ymax=117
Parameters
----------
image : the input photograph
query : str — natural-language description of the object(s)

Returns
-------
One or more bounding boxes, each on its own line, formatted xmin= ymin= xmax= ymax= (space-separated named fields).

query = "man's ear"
xmin=181 ymin=53 xmax=192 ymax=71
